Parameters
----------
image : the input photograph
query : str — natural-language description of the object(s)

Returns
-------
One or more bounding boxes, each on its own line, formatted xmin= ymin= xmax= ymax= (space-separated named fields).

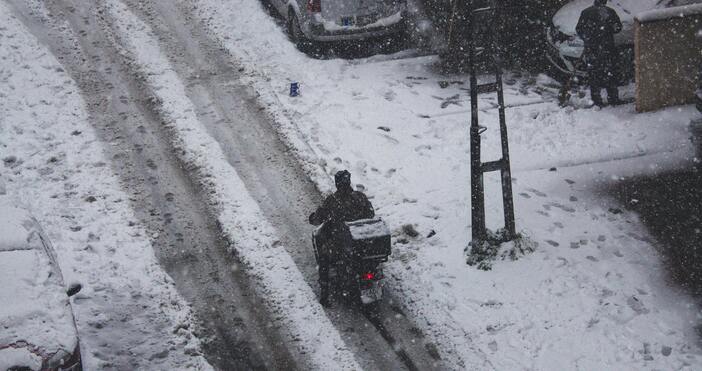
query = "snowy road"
xmin=6 ymin=0 xmax=295 ymax=369
xmin=5 ymin=0 xmax=443 ymax=369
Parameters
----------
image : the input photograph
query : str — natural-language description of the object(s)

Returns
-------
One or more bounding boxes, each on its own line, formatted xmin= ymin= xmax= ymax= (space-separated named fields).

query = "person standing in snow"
xmin=576 ymin=0 xmax=623 ymax=107
xmin=309 ymin=170 xmax=375 ymax=307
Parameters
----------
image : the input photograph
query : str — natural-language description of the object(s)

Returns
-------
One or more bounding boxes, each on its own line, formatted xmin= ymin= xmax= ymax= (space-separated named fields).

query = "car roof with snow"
xmin=0 ymin=201 xmax=78 ymax=370
xmin=553 ymin=0 xmax=702 ymax=35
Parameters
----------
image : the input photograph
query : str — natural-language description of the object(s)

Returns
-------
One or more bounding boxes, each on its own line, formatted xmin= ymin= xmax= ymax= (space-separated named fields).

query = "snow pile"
xmin=0 ymin=4 xmax=211 ymax=369
xmin=348 ymin=218 xmax=391 ymax=240
xmin=636 ymin=3 xmax=702 ymax=23
xmin=191 ymin=0 xmax=702 ymax=368
xmin=0 ymin=203 xmax=32 ymax=251
xmin=0 ymin=347 xmax=42 ymax=371
xmin=103 ymin=1 xmax=361 ymax=368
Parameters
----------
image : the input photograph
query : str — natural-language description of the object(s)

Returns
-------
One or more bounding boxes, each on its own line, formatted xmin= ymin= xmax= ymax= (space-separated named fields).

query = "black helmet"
xmin=594 ymin=0 xmax=607 ymax=5
xmin=335 ymin=170 xmax=351 ymax=190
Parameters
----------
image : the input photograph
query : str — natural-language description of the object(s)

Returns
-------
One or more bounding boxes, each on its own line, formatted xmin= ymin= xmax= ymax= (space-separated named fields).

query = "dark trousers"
xmin=587 ymin=49 xmax=620 ymax=106
xmin=590 ymin=84 xmax=619 ymax=106
xmin=318 ymin=253 xmax=330 ymax=300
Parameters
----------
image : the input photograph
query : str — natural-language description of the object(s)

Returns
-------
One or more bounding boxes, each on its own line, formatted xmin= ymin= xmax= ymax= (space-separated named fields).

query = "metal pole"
xmin=492 ymin=3 xmax=516 ymax=239
xmin=495 ymin=68 xmax=516 ymax=239
xmin=469 ymin=4 xmax=486 ymax=243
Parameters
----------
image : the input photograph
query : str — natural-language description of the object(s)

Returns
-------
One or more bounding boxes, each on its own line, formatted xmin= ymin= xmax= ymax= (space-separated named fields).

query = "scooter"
xmin=312 ymin=218 xmax=391 ymax=305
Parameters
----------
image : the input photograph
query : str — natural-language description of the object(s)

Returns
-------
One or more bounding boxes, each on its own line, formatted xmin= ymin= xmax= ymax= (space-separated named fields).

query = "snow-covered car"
xmin=271 ymin=0 xmax=407 ymax=46
xmin=545 ymin=0 xmax=702 ymax=82
xmin=0 ymin=201 xmax=82 ymax=371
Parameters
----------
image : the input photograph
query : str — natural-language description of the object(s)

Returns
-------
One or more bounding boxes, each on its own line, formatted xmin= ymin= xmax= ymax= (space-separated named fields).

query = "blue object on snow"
xmin=290 ymin=82 xmax=300 ymax=97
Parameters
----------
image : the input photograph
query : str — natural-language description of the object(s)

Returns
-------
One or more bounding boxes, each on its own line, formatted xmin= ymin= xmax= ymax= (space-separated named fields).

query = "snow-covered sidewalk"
xmin=0 ymin=4 xmax=211 ymax=369
xmin=191 ymin=0 xmax=702 ymax=368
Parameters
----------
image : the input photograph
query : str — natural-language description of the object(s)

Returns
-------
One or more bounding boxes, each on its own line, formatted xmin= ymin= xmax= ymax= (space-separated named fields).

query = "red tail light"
xmin=307 ymin=0 xmax=321 ymax=13
xmin=361 ymin=272 xmax=375 ymax=281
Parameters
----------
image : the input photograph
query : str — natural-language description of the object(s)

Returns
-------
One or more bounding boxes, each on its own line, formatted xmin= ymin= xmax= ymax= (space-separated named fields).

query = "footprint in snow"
xmin=519 ymin=192 xmax=531 ymax=199
xmin=414 ymin=144 xmax=431 ymax=155
xmin=384 ymin=90 xmax=396 ymax=101
xmin=549 ymin=202 xmax=575 ymax=213
xmin=545 ymin=240 xmax=559 ymax=247
xmin=527 ymin=188 xmax=547 ymax=197
xmin=380 ymin=134 xmax=399 ymax=145
xmin=627 ymin=296 xmax=649 ymax=314
xmin=351 ymin=91 xmax=368 ymax=101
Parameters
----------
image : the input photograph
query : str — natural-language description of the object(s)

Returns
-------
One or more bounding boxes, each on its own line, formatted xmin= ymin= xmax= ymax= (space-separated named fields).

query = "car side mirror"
xmin=66 ymin=283 xmax=82 ymax=297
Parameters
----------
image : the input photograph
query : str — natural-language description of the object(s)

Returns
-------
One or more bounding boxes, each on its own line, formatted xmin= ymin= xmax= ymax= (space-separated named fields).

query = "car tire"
xmin=287 ymin=11 xmax=312 ymax=51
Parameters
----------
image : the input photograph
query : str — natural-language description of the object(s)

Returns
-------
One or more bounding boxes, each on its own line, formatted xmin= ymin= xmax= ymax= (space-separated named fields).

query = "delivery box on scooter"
xmin=344 ymin=218 xmax=391 ymax=261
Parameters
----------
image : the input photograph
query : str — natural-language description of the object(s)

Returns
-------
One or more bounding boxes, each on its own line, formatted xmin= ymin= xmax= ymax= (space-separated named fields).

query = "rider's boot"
xmin=320 ymin=286 xmax=331 ymax=307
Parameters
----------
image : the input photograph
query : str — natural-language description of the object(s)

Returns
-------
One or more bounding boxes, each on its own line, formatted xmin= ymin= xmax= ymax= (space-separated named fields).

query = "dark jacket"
xmin=576 ymin=3 xmax=622 ymax=85
xmin=310 ymin=188 xmax=374 ymax=261
xmin=309 ymin=188 xmax=374 ymax=227
xmin=576 ymin=4 xmax=622 ymax=53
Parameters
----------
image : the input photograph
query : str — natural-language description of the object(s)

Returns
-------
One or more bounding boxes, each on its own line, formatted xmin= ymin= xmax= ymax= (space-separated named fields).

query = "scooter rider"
xmin=309 ymin=170 xmax=375 ymax=307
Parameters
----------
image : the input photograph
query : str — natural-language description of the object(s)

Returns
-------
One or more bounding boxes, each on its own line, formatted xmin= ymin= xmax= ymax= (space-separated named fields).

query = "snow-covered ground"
xmin=0 ymin=4 xmax=211 ymax=369
xmin=3 ymin=0 xmax=701 ymax=368
xmin=191 ymin=0 xmax=702 ymax=368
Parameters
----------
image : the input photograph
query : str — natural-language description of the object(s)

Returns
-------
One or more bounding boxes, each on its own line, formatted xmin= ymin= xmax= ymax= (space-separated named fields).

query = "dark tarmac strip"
xmin=610 ymin=169 xmax=702 ymax=295
xmin=7 ymin=0 xmax=297 ymax=369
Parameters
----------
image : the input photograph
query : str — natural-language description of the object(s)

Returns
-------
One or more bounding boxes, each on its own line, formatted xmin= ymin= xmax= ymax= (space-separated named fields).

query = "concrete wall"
xmin=635 ymin=10 xmax=702 ymax=112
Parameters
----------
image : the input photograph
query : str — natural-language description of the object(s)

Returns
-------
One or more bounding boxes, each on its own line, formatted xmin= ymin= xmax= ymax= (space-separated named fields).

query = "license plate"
xmin=341 ymin=16 xmax=355 ymax=26
xmin=360 ymin=283 xmax=382 ymax=304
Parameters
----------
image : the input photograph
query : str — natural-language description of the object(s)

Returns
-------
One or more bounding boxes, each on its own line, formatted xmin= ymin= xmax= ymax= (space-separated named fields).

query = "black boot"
xmin=319 ymin=286 xmax=331 ymax=307
xmin=591 ymin=87 xmax=605 ymax=107
xmin=607 ymin=86 xmax=622 ymax=106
